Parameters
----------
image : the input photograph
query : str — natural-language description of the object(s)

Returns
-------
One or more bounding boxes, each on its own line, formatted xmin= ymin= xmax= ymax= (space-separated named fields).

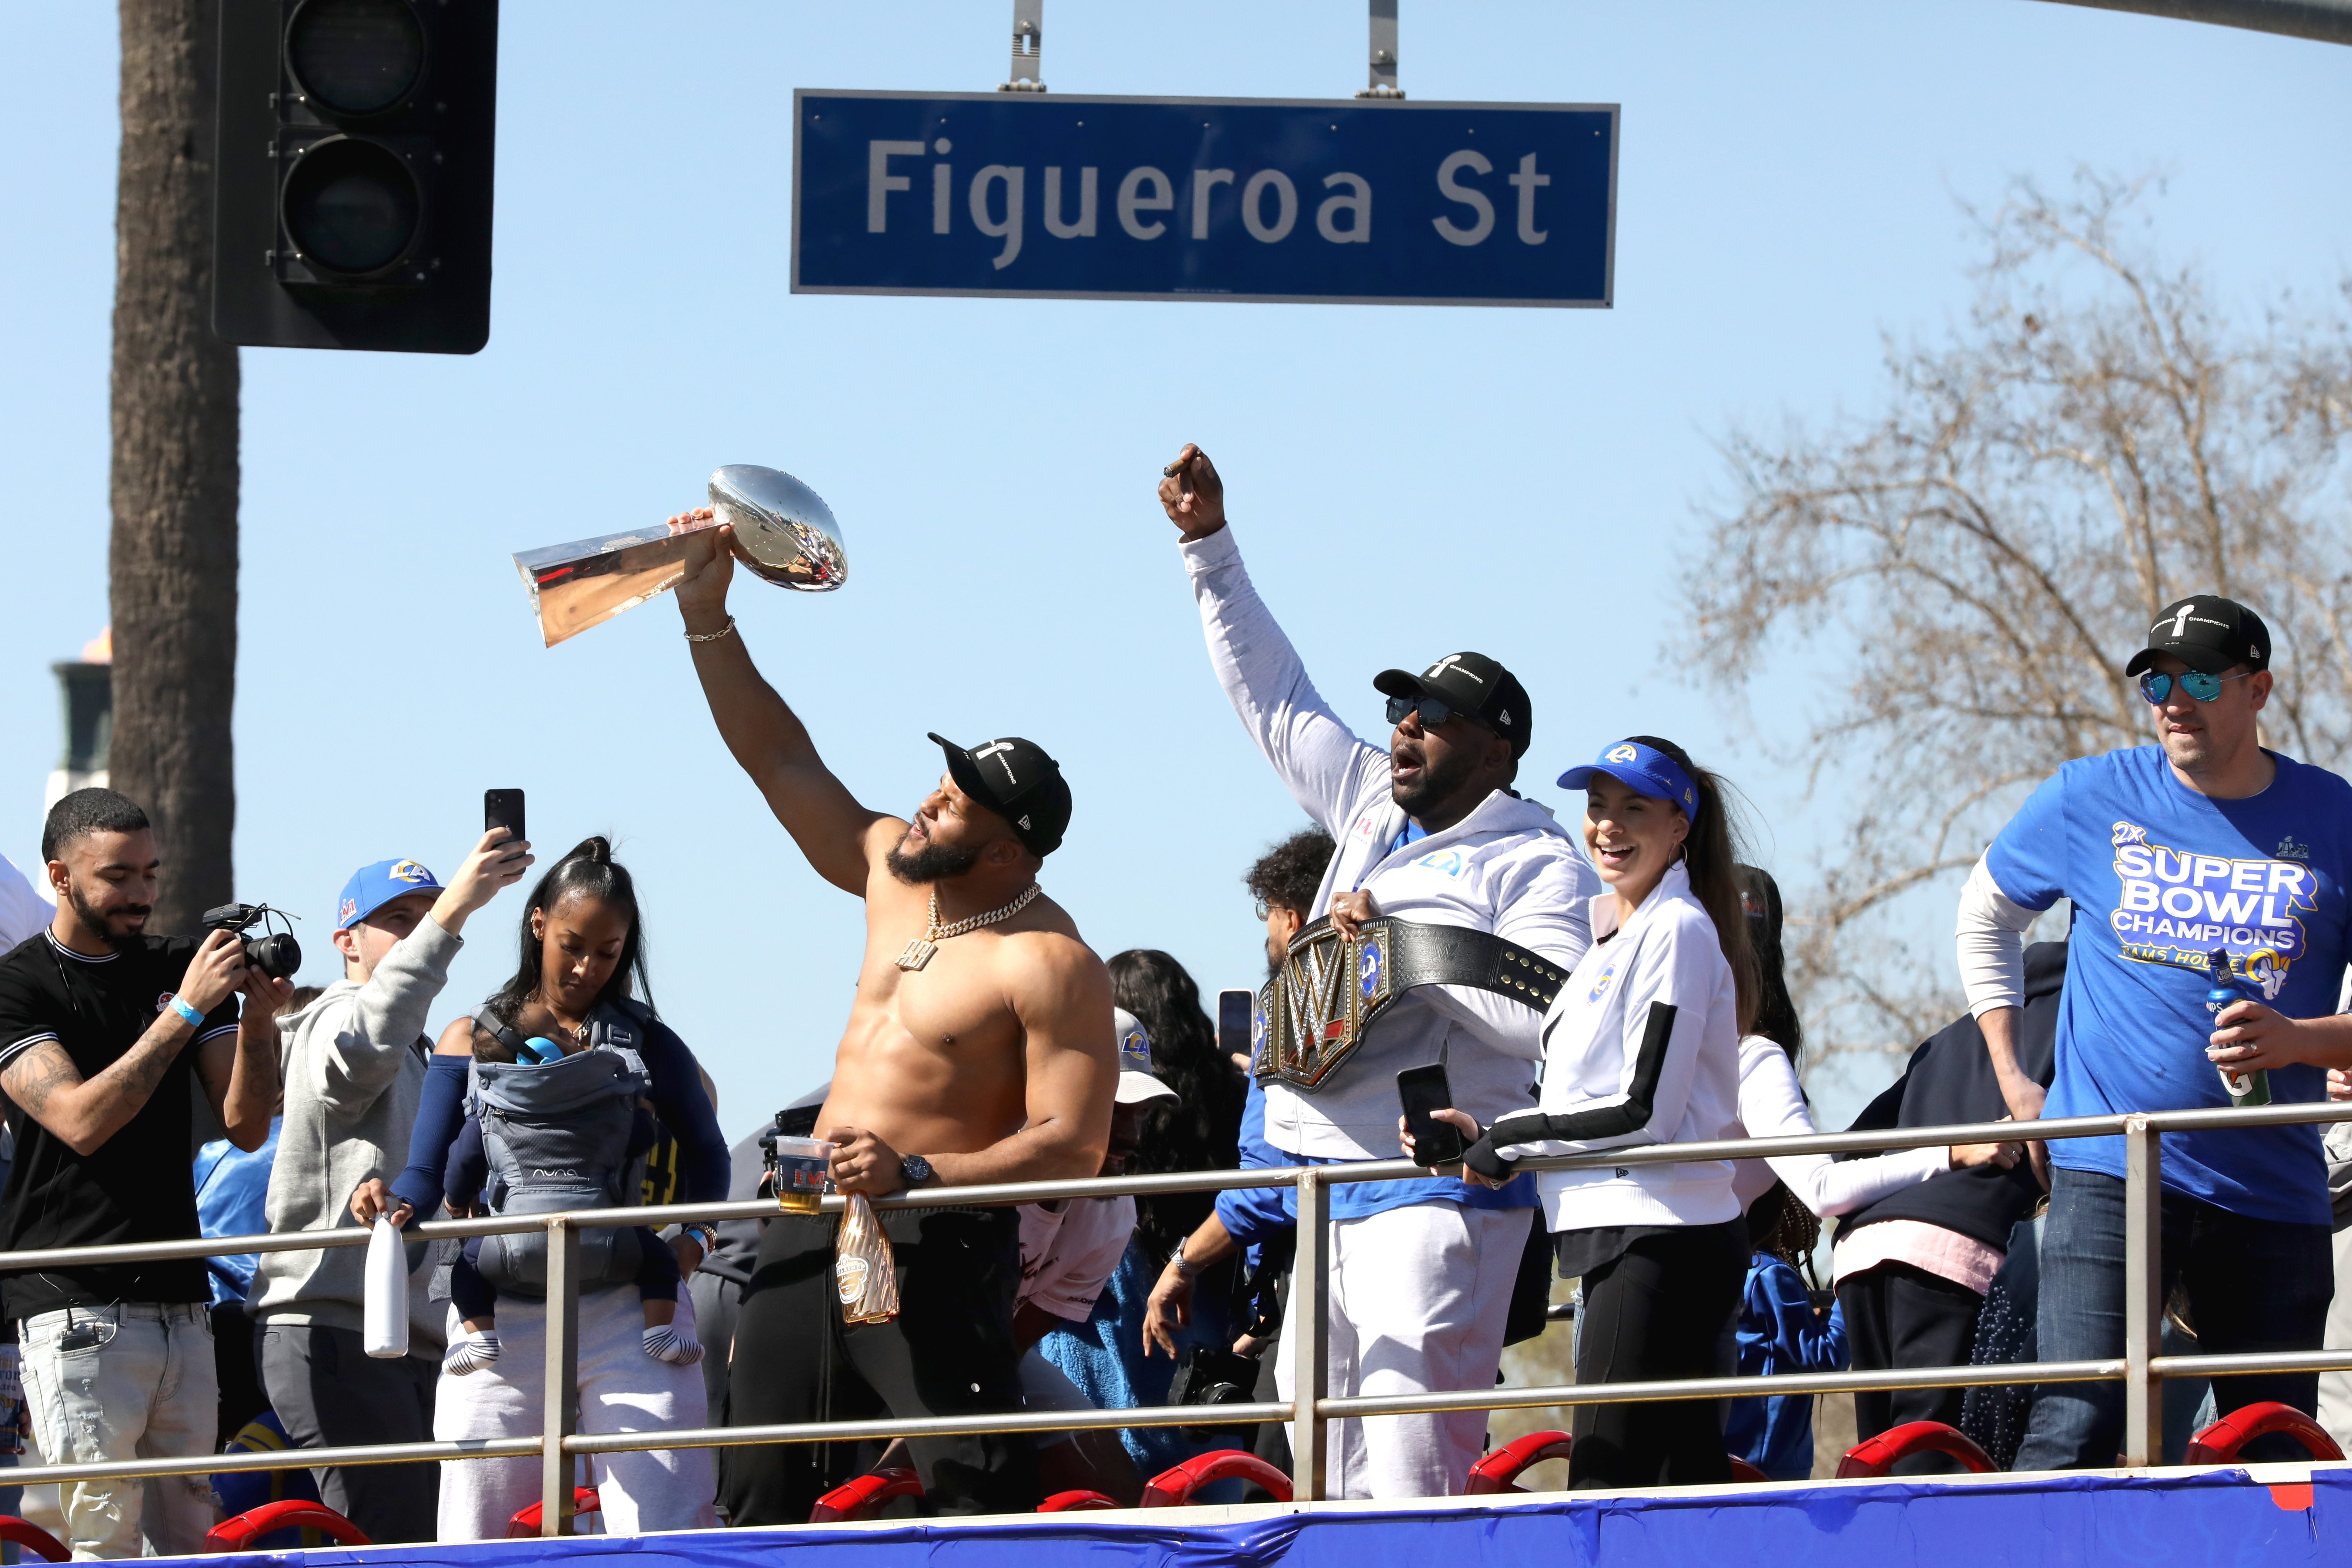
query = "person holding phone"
xmin=1416 ymin=738 xmax=1753 ymax=1490
xmin=1158 ymin=446 xmax=1598 ymax=1501
xmin=249 ymin=826 xmax=531 ymax=1543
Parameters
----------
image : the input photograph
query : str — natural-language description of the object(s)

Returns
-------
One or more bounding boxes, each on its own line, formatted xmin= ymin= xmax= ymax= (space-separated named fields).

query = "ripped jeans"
xmin=18 ymin=1303 xmax=216 ymax=1559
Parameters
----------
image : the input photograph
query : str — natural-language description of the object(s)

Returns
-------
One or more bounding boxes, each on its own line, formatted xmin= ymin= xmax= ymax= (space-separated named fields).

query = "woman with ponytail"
xmin=1407 ymin=737 xmax=1754 ymax=1489
xmin=395 ymin=837 xmax=728 ymax=1539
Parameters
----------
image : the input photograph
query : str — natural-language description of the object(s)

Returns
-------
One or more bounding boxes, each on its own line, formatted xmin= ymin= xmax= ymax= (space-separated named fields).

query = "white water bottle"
xmin=363 ymin=1215 xmax=410 ymax=1359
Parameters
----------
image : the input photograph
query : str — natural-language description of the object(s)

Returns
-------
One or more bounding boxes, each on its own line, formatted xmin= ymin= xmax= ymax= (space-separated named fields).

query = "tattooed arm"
xmin=0 ymin=930 xmax=248 ymax=1157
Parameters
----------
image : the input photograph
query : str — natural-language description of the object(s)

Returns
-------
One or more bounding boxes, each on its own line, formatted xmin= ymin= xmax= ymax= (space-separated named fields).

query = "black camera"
xmin=201 ymin=903 xmax=302 ymax=980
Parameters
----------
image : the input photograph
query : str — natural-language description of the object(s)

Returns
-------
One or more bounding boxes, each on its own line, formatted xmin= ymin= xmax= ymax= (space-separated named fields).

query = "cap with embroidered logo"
xmin=336 ymin=858 xmax=442 ymax=931
xmin=1112 ymin=1007 xmax=1177 ymax=1105
xmin=927 ymin=733 xmax=1072 ymax=857
xmin=2125 ymin=595 xmax=2271 ymax=678
xmin=1371 ymin=651 xmax=1532 ymax=759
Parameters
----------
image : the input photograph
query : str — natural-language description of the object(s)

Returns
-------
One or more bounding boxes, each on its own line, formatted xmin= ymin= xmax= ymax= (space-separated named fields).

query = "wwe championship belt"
xmin=1253 ymin=917 xmax=1570 ymax=1090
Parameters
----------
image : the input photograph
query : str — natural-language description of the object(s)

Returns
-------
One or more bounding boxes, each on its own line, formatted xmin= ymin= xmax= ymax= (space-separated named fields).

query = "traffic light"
xmin=213 ymin=0 xmax=499 ymax=353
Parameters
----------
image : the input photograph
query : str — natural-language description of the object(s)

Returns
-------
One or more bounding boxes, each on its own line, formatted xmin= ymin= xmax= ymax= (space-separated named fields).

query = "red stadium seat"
xmin=2184 ymin=1402 xmax=2345 ymax=1466
xmin=1725 ymin=1456 xmax=1770 ymax=1484
xmin=1139 ymin=1449 xmax=1293 ymax=1507
xmin=205 ymin=1501 xmax=372 ymax=1551
xmin=1036 ymin=1490 xmax=1120 ymax=1511
xmin=505 ymin=1488 xmax=601 ymax=1538
xmin=1836 ymin=1421 xmax=1996 ymax=1479
xmin=0 ymin=1517 xmax=70 ymax=1563
xmin=1464 ymin=1431 xmax=1574 ymax=1495
xmin=809 ymin=1467 xmax=925 ymax=1523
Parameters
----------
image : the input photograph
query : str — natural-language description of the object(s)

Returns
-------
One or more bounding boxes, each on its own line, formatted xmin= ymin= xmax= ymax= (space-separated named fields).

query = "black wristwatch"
xmin=898 ymin=1153 xmax=935 ymax=1191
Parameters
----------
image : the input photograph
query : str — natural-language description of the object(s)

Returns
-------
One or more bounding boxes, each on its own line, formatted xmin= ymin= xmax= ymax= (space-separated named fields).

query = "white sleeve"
xmin=1766 ymin=1146 xmax=1950 ymax=1217
xmin=1736 ymin=1043 xmax=1946 ymax=1215
xmin=1179 ymin=527 xmax=1391 ymax=836
xmin=0 ymin=855 xmax=52 ymax=952
xmin=1956 ymin=853 xmax=2038 ymax=1020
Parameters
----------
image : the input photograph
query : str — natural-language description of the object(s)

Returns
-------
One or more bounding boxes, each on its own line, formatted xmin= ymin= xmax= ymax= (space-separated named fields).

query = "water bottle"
xmin=2205 ymin=947 xmax=2270 ymax=1108
xmin=363 ymin=1214 xmax=411 ymax=1359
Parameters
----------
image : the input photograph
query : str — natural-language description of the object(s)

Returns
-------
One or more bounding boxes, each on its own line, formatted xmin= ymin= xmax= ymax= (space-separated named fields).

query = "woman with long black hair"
xmin=1034 ymin=950 xmax=1249 ymax=1479
xmin=1412 ymin=737 xmax=1754 ymax=1489
xmin=394 ymin=838 xmax=729 ymax=1539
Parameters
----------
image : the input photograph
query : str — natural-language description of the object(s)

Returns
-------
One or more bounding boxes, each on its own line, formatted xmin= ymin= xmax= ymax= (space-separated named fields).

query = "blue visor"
xmin=1558 ymin=741 xmax=1700 ymax=822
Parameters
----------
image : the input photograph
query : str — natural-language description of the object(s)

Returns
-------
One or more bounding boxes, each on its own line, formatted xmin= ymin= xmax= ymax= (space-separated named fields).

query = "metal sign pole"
xmin=541 ymin=1218 xmax=581 ymax=1535
xmin=2122 ymin=1116 xmax=2164 ymax=1467
xmin=1356 ymin=0 xmax=1403 ymax=98
xmin=1002 ymin=2 xmax=1045 ymax=92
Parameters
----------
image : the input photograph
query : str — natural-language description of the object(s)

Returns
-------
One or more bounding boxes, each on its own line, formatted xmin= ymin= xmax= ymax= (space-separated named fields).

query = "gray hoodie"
xmin=249 ymin=916 xmax=461 ymax=1344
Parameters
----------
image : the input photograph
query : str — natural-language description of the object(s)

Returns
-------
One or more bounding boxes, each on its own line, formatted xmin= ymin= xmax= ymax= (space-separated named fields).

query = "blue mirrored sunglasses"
xmin=1386 ymin=695 xmax=1492 ymax=732
xmin=2139 ymin=668 xmax=2253 ymax=705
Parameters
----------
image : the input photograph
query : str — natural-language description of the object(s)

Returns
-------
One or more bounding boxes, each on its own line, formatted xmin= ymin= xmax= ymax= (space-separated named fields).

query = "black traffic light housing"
xmin=213 ymin=0 xmax=498 ymax=354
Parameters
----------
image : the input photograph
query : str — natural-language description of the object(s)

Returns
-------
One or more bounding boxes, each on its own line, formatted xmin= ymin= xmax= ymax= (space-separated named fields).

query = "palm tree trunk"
xmin=109 ymin=0 xmax=239 ymax=930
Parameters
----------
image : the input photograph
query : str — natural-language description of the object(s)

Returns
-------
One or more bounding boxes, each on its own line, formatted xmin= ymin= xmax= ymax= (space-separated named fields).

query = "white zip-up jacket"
xmin=1182 ymin=526 xmax=1600 ymax=1159
xmin=1730 ymin=1035 xmax=1945 ymax=1213
xmin=1480 ymin=861 xmax=1744 ymax=1230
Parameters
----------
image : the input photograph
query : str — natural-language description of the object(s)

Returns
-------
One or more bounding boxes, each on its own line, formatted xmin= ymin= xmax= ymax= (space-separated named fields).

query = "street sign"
xmin=792 ymin=90 xmax=1616 ymax=308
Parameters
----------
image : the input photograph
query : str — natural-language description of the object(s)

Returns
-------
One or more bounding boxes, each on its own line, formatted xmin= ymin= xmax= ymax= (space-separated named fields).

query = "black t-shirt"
xmin=0 ymin=932 xmax=239 ymax=1319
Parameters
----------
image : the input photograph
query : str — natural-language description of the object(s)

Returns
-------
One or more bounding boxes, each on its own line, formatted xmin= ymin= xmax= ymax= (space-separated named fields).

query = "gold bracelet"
xmin=684 ymin=615 xmax=737 ymax=644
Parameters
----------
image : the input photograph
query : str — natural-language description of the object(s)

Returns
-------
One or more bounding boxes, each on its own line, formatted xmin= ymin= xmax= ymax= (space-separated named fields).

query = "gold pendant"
xmin=895 ymin=939 xmax=937 ymax=972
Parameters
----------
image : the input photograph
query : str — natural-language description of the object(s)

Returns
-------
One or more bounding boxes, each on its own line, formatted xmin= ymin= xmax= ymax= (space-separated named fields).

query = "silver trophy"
xmin=512 ymin=465 xmax=847 ymax=647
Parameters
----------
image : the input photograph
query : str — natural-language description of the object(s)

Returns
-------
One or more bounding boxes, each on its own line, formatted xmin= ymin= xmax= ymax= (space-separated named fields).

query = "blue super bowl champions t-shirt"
xmin=1985 ymin=745 xmax=2352 ymax=1225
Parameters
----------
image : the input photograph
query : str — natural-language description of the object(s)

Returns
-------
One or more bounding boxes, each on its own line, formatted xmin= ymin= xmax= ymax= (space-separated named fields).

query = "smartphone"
xmin=1217 ymin=988 xmax=1255 ymax=1064
xmin=1397 ymin=1063 xmax=1466 ymax=1166
xmin=484 ymin=788 xmax=526 ymax=847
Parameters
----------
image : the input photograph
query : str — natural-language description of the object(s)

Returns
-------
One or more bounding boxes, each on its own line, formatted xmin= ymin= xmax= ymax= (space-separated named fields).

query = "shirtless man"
xmin=671 ymin=523 xmax=1116 ymax=1524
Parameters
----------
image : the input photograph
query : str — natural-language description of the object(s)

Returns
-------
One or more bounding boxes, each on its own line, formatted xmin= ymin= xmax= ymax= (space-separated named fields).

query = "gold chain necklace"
xmin=895 ymin=883 xmax=1042 ymax=972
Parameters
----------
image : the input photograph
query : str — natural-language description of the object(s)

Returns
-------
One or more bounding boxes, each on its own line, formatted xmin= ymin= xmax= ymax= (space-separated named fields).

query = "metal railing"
xmin=5 ymin=1099 xmax=2351 ymax=1537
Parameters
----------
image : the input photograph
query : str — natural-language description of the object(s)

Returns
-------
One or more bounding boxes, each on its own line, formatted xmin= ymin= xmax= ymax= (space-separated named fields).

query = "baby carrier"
xmin=467 ymin=1000 xmax=654 ymax=1297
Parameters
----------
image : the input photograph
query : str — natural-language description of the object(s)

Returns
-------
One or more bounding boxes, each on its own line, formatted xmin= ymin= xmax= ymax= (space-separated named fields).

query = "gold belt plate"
xmin=1254 ymin=922 xmax=1395 ymax=1090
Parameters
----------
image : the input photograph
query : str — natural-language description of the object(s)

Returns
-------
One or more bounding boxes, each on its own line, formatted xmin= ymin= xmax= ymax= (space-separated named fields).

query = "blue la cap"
xmin=336 ymin=858 xmax=443 ymax=931
xmin=1558 ymin=740 xmax=1700 ymax=822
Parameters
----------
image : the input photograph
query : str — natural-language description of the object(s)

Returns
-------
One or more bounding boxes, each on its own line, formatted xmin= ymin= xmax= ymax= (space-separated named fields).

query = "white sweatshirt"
xmin=1181 ymin=526 xmax=1600 ymax=1159
xmin=1487 ymin=861 xmax=1744 ymax=1230
xmin=1729 ymin=1035 xmax=1947 ymax=1213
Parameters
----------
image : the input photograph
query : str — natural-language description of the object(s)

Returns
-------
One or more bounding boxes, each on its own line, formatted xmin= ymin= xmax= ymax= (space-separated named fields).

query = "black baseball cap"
xmin=927 ymin=733 xmax=1072 ymax=857
xmin=2124 ymin=595 xmax=2272 ymax=678
xmin=1372 ymin=652 xmax=1532 ymax=759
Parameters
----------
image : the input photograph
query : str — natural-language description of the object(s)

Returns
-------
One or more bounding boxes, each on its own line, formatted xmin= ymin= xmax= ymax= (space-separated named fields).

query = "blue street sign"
xmin=792 ymin=90 xmax=1617 ymax=308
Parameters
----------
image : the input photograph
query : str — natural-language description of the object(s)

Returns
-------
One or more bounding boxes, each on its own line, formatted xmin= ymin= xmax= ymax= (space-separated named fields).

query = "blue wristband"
xmin=166 ymin=995 xmax=205 ymax=1029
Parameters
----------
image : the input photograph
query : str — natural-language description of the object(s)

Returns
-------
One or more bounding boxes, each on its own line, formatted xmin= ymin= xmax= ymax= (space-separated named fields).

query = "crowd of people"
xmin=0 ymin=443 xmax=2349 ymax=1550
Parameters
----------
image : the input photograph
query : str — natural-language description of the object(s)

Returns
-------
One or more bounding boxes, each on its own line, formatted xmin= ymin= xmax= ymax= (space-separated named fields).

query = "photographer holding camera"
xmin=0 ymin=789 xmax=285 ymax=1558
xmin=253 ymin=832 xmax=531 ymax=1544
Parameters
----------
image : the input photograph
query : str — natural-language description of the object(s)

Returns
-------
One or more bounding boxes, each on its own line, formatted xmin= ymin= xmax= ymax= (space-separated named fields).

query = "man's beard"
xmin=67 ymin=882 xmax=145 ymax=951
xmin=886 ymin=838 xmax=982 ymax=885
xmin=1390 ymin=742 xmax=1480 ymax=819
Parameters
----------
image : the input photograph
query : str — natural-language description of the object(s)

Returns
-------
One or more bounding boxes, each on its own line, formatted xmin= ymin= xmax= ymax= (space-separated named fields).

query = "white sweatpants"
xmin=1276 ymin=1201 xmax=1533 ymax=1500
xmin=434 ymin=1285 xmax=716 ymax=1540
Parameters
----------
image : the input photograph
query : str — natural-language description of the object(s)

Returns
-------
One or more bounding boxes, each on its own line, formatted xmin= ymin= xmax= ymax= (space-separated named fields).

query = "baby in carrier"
xmin=405 ymin=1009 xmax=702 ymax=1375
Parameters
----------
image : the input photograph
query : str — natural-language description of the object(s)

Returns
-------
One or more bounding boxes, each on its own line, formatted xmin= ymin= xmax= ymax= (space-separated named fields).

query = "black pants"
xmin=1838 ymin=1260 xmax=1984 ymax=1473
xmin=212 ymin=1303 xmax=269 ymax=1449
xmin=257 ymin=1322 xmax=439 ymax=1542
xmin=1565 ymin=1220 xmax=1748 ymax=1490
xmin=720 ymin=1206 xmax=1035 ymax=1526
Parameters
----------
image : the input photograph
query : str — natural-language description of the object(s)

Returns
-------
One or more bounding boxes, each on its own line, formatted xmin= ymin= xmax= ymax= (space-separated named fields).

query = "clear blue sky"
xmin=3 ymin=3 xmax=2347 ymax=1139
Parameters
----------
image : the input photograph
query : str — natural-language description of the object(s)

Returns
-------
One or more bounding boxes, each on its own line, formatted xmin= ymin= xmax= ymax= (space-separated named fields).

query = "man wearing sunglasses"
xmin=1155 ymin=444 xmax=1597 ymax=1500
xmin=1957 ymin=593 xmax=2352 ymax=1469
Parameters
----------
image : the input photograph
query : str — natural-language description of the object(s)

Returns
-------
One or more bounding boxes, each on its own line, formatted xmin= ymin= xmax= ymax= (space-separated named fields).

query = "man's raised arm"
xmin=674 ymin=523 xmax=896 ymax=895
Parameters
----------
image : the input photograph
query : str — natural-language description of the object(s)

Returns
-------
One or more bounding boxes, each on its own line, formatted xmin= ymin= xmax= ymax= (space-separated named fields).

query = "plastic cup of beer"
xmin=772 ymin=1136 xmax=835 ymax=1213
